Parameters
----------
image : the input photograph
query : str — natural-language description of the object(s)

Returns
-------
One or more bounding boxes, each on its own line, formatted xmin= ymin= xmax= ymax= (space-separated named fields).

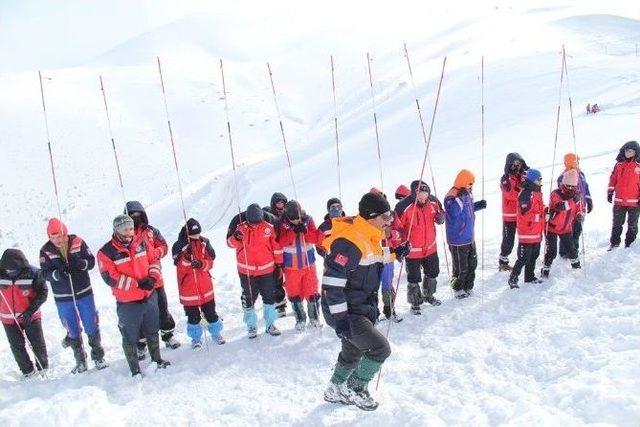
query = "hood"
xmin=0 ymin=249 xmax=31 ymax=271
xmin=125 ymin=200 xmax=148 ymax=226
xmin=270 ymin=192 xmax=288 ymax=211
xmin=616 ymin=141 xmax=640 ymax=162
xmin=504 ymin=152 xmax=528 ymax=175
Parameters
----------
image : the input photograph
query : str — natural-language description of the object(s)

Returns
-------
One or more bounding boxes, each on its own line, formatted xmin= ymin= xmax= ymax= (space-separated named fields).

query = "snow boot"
xmin=346 ymin=356 xmax=382 ymax=411
xmin=407 ymin=282 xmax=423 ymax=314
xmin=263 ymin=304 xmax=280 ymax=335
xmin=498 ymin=257 xmax=512 ymax=272
xmin=69 ymin=338 xmax=88 ymax=374
xmin=147 ymin=335 xmax=170 ymax=369
xmin=422 ymin=277 xmax=441 ymax=305
xmin=525 ymin=277 xmax=543 ymax=284
xmin=325 ymin=362 xmax=356 ymax=404
xmin=307 ymin=295 xmax=321 ymax=328
xmin=266 ymin=324 xmax=281 ymax=336
xmin=187 ymin=323 xmax=203 ymax=350
xmin=570 ymin=259 xmax=581 ymax=269
xmin=244 ymin=307 xmax=258 ymax=339
xmin=88 ymin=331 xmax=106 ymax=367
xmin=207 ymin=320 xmax=225 ymax=345
xmin=540 ymin=266 xmax=550 ymax=278
xmin=163 ymin=333 xmax=181 ymax=350
xmin=291 ymin=298 xmax=307 ymax=331
xmin=276 ymin=301 xmax=287 ymax=318
xmin=123 ymin=342 xmax=142 ymax=376
xmin=454 ymin=289 xmax=468 ymax=299
xmin=136 ymin=339 xmax=147 ymax=361
xmin=508 ymin=275 xmax=519 ymax=289
xmin=608 ymin=244 xmax=619 ymax=251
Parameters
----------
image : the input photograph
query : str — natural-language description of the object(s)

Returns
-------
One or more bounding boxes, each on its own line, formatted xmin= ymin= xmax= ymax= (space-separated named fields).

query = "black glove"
xmin=190 ymin=259 xmax=203 ymax=269
xmin=586 ymin=199 xmax=593 ymax=213
xmin=69 ymin=256 xmax=86 ymax=271
xmin=434 ymin=211 xmax=445 ymax=225
xmin=293 ymin=223 xmax=307 ymax=234
xmin=573 ymin=193 xmax=580 ymax=203
xmin=233 ymin=229 xmax=244 ymax=241
xmin=607 ymin=192 xmax=613 ymax=203
xmin=554 ymin=201 xmax=567 ymax=211
xmin=474 ymin=200 xmax=487 ymax=211
xmin=137 ymin=277 xmax=156 ymax=290
xmin=334 ymin=314 xmax=352 ymax=340
xmin=20 ymin=308 xmax=35 ymax=327
xmin=392 ymin=241 xmax=411 ymax=261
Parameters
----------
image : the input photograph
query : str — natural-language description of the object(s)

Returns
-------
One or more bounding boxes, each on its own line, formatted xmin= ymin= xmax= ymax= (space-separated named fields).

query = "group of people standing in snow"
xmin=1 ymin=140 xmax=638 ymax=411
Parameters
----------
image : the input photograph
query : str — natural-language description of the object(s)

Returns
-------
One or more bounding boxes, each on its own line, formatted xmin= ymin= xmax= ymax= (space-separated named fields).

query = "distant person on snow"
xmin=556 ymin=153 xmax=592 ymax=258
xmin=508 ymin=169 xmax=545 ymax=289
xmin=607 ymin=141 xmax=640 ymax=249
xmin=499 ymin=153 xmax=529 ymax=271
xmin=317 ymin=197 xmax=345 ymax=258
xmin=98 ymin=215 xmax=170 ymax=377
xmin=0 ymin=249 xmax=49 ymax=377
xmin=172 ymin=218 xmax=225 ymax=350
xmin=227 ymin=203 xmax=284 ymax=338
xmin=322 ymin=192 xmax=409 ymax=411
xmin=125 ymin=201 xmax=180 ymax=357
xmin=276 ymin=200 xmax=323 ymax=330
xmin=444 ymin=170 xmax=487 ymax=299
xmin=39 ymin=218 xmax=107 ymax=373
xmin=542 ymin=170 xmax=583 ymax=277
xmin=395 ymin=180 xmax=445 ymax=314
xmin=263 ymin=192 xmax=289 ymax=317
xmin=586 ymin=104 xmax=591 ymax=114
xmin=591 ymin=103 xmax=600 ymax=113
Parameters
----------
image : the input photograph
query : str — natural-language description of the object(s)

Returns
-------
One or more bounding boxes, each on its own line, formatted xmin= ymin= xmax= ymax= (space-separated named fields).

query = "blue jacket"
xmin=444 ymin=188 xmax=483 ymax=246
xmin=39 ymin=235 xmax=95 ymax=302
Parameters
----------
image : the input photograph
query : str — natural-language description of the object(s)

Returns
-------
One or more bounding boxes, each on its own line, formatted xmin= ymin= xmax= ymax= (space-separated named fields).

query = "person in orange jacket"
xmin=172 ymin=218 xmax=225 ymax=349
xmin=227 ymin=204 xmax=284 ymax=338
xmin=607 ymin=141 xmax=640 ymax=249
xmin=276 ymin=200 xmax=323 ymax=331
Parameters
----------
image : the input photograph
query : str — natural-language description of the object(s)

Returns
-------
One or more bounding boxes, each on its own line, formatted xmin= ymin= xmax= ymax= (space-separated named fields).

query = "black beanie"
xmin=186 ymin=218 xmax=202 ymax=236
xmin=358 ymin=193 xmax=390 ymax=219
xmin=326 ymin=197 xmax=342 ymax=211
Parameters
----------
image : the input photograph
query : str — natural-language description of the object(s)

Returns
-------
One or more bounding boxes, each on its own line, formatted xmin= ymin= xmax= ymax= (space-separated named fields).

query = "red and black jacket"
xmin=172 ymin=233 xmax=216 ymax=307
xmin=227 ymin=221 xmax=283 ymax=277
xmin=0 ymin=249 xmax=48 ymax=325
xmin=548 ymin=188 xmax=581 ymax=235
xmin=516 ymin=181 xmax=545 ymax=244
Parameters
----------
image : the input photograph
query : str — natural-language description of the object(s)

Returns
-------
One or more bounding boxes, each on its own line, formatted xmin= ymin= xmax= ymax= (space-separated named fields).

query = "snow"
xmin=1 ymin=0 xmax=639 ymax=425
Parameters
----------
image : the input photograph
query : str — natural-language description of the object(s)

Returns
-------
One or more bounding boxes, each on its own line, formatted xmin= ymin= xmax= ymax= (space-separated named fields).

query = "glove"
xmin=572 ymin=193 xmax=581 ymax=203
xmin=554 ymin=201 xmax=567 ymax=211
xmin=434 ymin=211 xmax=445 ymax=225
xmin=474 ymin=200 xmax=487 ymax=211
xmin=20 ymin=308 xmax=35 ymax=327
xmin=334 ymin=314 xmax=352 ymax=340
xmin=69 ymin=256 xmax=86 ymax=271
xmin=233 ymin=229 xmax=244 ymax=241
xmin=607 ymin=192 xmax=613 ymax=203
xmin=586 ymin=199 xmax=593 ymax=214
xmin=392 ymin=241 xmax=411 ymax=261
xmin=500 ymin=176 xmax=511 ymax=192
xmin=190 ymin=259 xmax=203 ymax=269
xmin=137 ymin=277 xmax=156 ymax=290
xmin=293 ymin=223 xmax=307 ymax=234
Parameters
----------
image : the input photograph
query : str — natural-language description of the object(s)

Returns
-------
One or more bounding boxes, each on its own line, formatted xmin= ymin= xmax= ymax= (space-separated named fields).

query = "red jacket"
xmin=548 ymin=188 xmax=581 ymax=235
xmin=134 ymin=225 xmax=168 ymax=288
xmin=172 ymin=238 xmax=215 ymax=307
xmin=517 ymin=188 xmax=545 ymax=244
xmin=227 ymin=221 xmax=283 ymax=277
xmin=98 ymin=236 xmax=162 ymax=303
xmin=501 ymin=173 xmax=524 ymax=222
xmin=0 ymin=275 xmax=44 ymax=325
xmin=608 ymin=160 xmax=640 ymax=207
xmin=397 ymin=197 xmax=443 ymax=259
xmin=277 ymin=216 xmax=322 ymax=270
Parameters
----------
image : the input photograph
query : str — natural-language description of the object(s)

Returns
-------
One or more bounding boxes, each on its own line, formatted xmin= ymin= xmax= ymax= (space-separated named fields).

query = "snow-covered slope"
xmin=0 ymin=1 xmax=639 ymax=425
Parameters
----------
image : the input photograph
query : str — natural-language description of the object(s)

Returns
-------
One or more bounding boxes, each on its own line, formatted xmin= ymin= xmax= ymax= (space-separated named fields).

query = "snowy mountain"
xmin=0 ymin=1 xmax=639 ymax=425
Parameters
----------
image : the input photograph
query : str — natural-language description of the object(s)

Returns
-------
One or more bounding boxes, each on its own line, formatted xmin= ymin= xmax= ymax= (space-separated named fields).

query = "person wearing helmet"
xmin=227 ymin=204 xmax=284 ymax=338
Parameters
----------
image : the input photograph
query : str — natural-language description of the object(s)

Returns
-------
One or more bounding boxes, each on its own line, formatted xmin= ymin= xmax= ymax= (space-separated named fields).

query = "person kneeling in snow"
xmin=508 ymin=169 xmax=546 ymax=289
xmin=444 ymin=170 xmax=486 ymax=299
xmin=98 ymin=215 xmax=170 ymax=376
xmin=542 ymin=170 xmax=583 ymax=277
xmin=0 ymin=249 xmax=49 ymax=377
xmin=172 ymin=218 xmax=225 ymax=350
xmin=322 ymin=192 xmax=410 ymax=411
xmin=227 ymin=204 xmax=284 ymax=339
xmin=40 ymin=218 xmax=107 ymax=373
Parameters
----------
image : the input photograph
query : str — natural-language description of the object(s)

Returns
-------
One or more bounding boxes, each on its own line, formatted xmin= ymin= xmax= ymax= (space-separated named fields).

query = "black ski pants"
xmin=405 ymin=252 xmax=439 ymax=284
xmin=544 ymin=232 xmax=577 ymax=267
xmin=3 ymin=319 xmax=48 ymax=374
xmin=240 ymin=273 xmax=276 ymax=308
xmin=559 ymin=219 xmax=582 ymax=257
xmin=338 ymin=315 xmax=391 ymax=368
xmin=118 ymin=291 xmax=160 ymax=345
xmin=156 ymin=285 xmax=176 ymax=341
xmin=273 ymin=267 xmax=287 ymax=310
xmin=449 ymin=243 xmax=478 ymax=291
xmin=511 ymin=242 xmax=541 ymax=282
xmin=500 ymin=221 xmax=517 ymax=258
xmin=184 ymin=299 xmax=219 ymax=325
xmin=610 ymin=205 xmax=640 ymax=247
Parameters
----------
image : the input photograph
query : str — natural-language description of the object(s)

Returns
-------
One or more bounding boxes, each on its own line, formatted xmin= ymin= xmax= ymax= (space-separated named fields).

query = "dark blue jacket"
xmin=39 ymin=235 xmax=95 ymax=302
xmin=444 ymin=188 xmax=483 ymax=246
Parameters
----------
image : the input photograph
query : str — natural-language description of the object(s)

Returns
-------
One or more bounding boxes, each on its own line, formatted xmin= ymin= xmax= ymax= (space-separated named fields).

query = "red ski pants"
xmin=283 ymin=265 xmax=319 ymax=300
